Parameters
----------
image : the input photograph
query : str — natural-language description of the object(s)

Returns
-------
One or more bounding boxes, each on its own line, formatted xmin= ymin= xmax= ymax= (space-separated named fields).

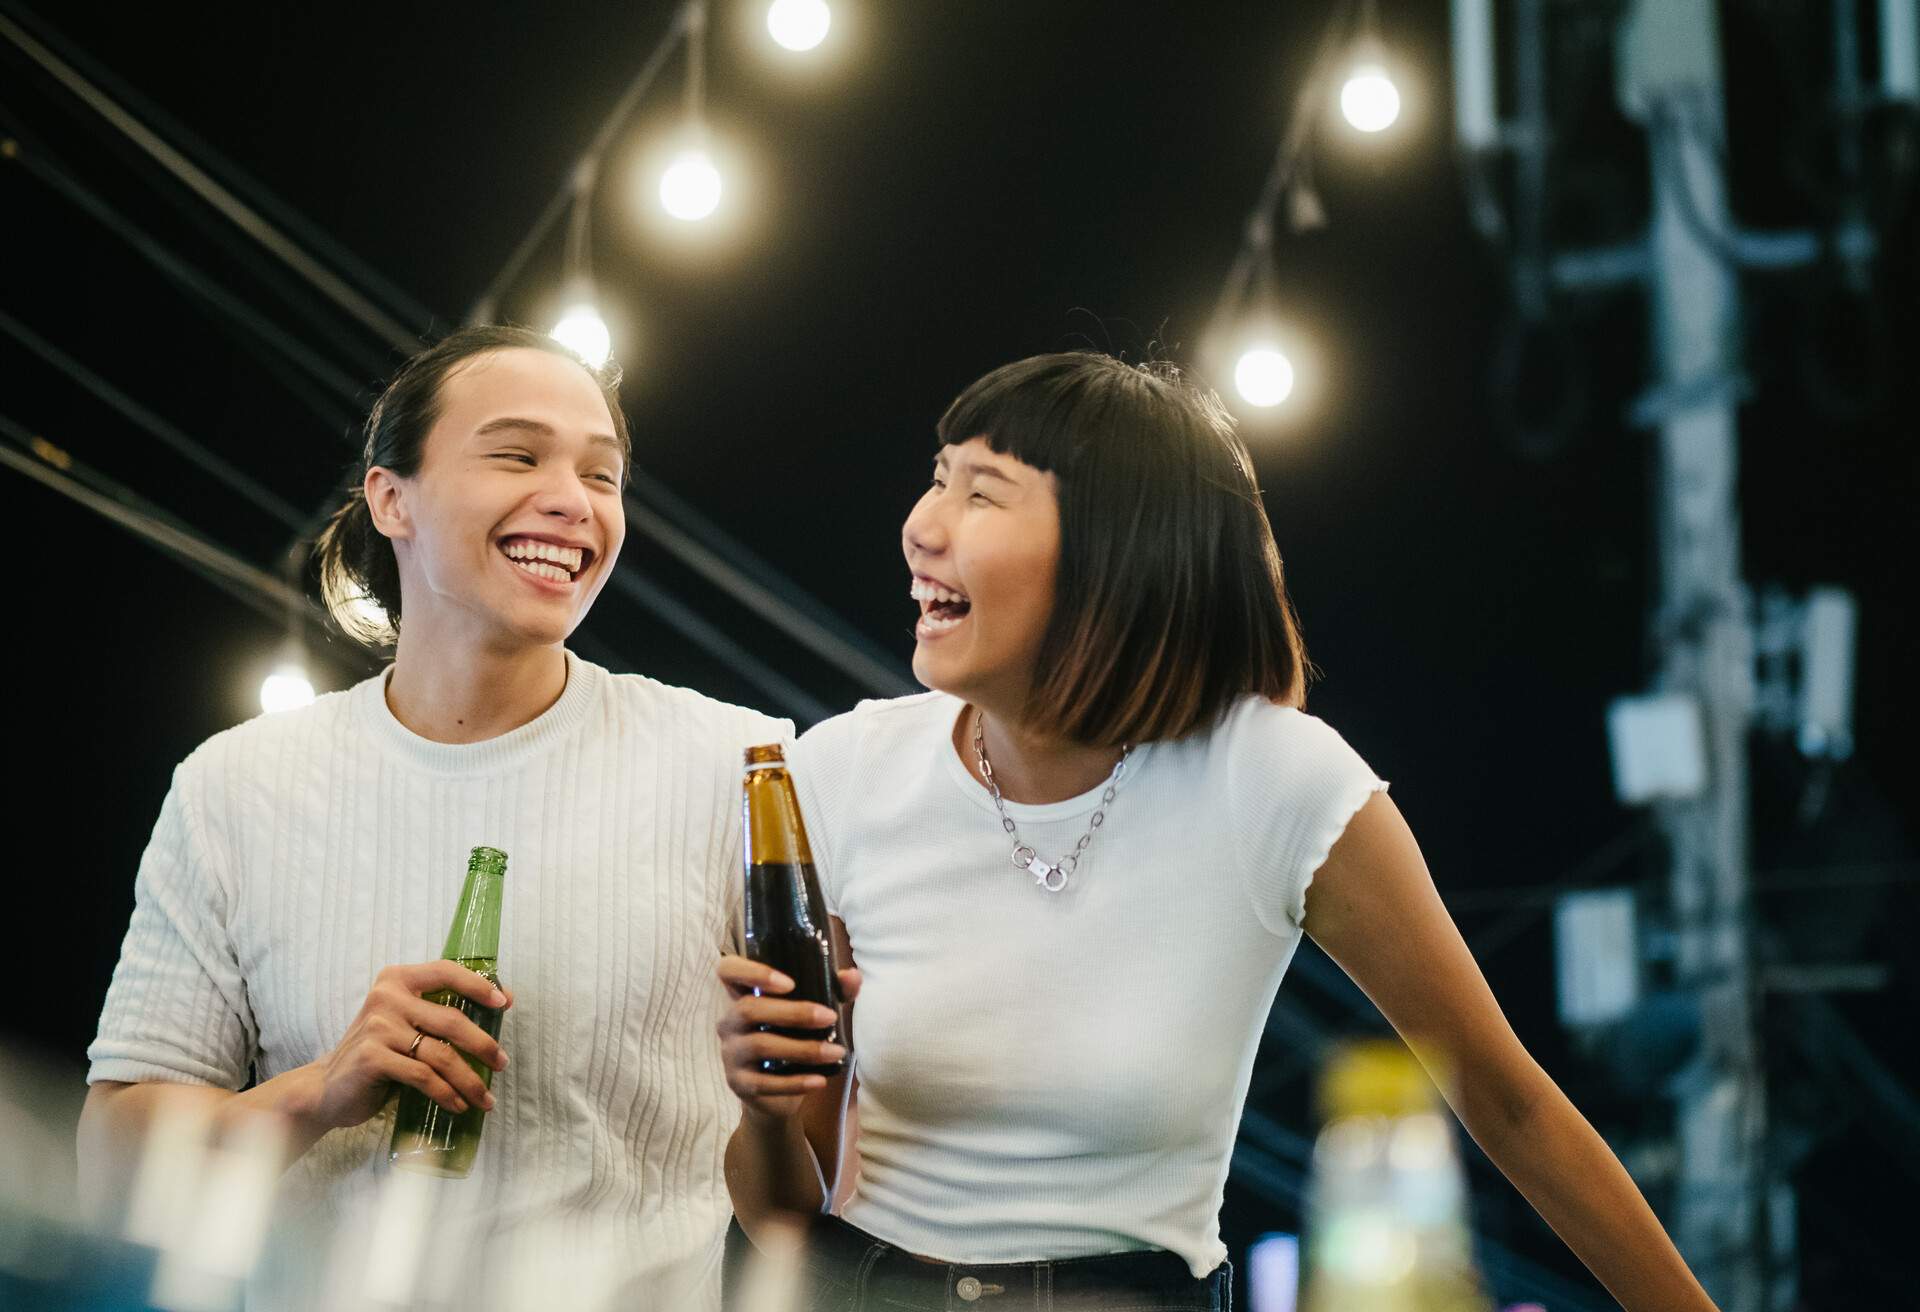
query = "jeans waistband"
xmin=801 ymin=1215 xmax=1231 ymax=1312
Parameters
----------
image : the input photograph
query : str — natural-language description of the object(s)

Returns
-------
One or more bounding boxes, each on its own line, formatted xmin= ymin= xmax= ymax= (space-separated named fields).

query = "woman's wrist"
xmin=739 ymin=1101 xmax=808 ymax=1137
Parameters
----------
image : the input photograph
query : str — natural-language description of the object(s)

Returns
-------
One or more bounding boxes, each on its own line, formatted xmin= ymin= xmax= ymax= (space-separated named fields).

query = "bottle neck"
xmin=743 ymin=767 xmax=815 ymax=865
xmin=443 ymin=869 xmax=504 ymax=961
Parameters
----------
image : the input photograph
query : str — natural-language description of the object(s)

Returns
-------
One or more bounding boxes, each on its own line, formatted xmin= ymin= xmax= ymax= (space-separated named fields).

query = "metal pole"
xmin=1617 ymin=1 xmax=1767 ymax=1307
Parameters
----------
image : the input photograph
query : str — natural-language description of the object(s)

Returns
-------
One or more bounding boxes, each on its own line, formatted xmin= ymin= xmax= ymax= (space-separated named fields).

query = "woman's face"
xmin=901 ymin=437 xmax=1060 ymax=712
xmin=371 ymin=348 xmax=626 ymax=651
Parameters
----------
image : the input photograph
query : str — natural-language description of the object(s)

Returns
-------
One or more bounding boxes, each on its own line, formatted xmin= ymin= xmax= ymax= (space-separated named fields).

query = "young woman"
xmin=81 ymin=326 xmax=787 ymax=1309
xmin=717 ymin=353 xmax=1717 ymax=1311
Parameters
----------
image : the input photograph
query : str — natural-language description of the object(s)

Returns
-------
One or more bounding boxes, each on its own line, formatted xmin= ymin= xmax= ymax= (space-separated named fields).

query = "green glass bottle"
xmin=388 ymin=845 xmax=508 ymax=1179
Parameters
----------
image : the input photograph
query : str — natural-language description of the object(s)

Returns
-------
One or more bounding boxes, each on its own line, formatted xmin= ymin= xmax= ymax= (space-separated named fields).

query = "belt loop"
xmin=1039 ymin=1259 xmax=1053 ymax=1312
xmin=852 ymin=1237 xmax=886 ymax=1301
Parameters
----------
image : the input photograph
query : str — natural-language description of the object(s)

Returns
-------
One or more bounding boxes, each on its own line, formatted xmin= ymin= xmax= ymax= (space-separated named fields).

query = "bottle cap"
xmin=468 ymin=846 xmax=509 ymax=878
xmin=744 ymin=744 xmax=787 ymax=767
xmin=1316 ymin=1039 xmax=1440 ymax=1120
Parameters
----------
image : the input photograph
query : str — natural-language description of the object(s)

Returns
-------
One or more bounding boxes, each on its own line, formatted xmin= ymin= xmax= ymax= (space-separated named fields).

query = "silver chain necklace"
xmin=972 ymin=708 xmax=1130 ymax=893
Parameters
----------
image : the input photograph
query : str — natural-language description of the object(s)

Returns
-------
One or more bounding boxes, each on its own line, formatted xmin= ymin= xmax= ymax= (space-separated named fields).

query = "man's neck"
xmin=385 ymin=624 xmax=569 ymax=745
xmin=958 ymin=703 xmax=1125 ymax=805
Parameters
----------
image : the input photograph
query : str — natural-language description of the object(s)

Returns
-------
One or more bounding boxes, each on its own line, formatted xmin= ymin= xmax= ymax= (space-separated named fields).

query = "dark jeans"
xmin=798 ymin=1215 xmax=1232 ymax=1312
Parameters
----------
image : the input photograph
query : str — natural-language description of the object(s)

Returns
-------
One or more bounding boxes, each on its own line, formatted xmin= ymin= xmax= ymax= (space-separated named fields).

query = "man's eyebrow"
xmin=475 ymin=416 xmax=622 ymax=452
xmin=474 ymin=417 xmax=554 ymax=438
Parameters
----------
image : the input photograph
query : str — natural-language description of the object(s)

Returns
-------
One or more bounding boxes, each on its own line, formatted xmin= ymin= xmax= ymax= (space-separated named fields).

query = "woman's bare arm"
xmin=721 ymin=916 xmax=861 ymax=1244
xmin=1302 ymin=791 xmax=1718 ymax=1312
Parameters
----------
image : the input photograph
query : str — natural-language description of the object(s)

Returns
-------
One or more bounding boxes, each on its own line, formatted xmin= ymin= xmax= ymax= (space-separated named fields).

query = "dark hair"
xmin=313 ymin=325 xmax=631 ymax=647
xmin=936 ymin=351 xmax=1310 ymax=746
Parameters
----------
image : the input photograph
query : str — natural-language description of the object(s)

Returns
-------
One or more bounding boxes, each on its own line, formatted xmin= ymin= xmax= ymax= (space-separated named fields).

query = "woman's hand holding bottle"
xmin=716 ymin=956 xmax=860 ymax=1120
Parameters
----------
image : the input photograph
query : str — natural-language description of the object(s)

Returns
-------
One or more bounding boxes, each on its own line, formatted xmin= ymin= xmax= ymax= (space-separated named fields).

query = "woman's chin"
xmin=910 ymin=646 xmax=957 ymax=696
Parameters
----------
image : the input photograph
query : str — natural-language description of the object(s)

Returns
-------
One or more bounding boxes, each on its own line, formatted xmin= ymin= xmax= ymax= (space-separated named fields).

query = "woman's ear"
xmin=364 ymin=466 xmax=412 ymax=542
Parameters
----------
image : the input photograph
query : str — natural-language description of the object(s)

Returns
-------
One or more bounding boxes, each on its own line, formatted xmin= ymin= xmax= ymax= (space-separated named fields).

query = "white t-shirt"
xmin=787 ymin=691 xmax=1387 ymax=1279
xmin=88 ymin=651 xmax=790 ymax=1309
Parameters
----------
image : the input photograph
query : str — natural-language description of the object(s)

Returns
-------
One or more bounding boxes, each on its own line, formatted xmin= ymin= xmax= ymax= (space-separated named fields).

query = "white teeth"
xmin=909 ymin=579 xmax=969 ymax=605
xmin=918 ymin=610 xmax=967 ymax=635
xmin=502 ymin=539 xmax=584 ymax=574
xmin=508 ymin=557 xmax=573 ymax=584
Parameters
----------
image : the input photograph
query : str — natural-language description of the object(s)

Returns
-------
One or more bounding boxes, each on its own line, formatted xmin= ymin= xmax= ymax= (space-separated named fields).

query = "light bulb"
xmin=767 ymin=0 xmax=831 ymax=52
xmin=260 ymin=664 xmax=315 ymax=715
xmin=551 ymin=303 xmax=612 ymax=367
xmin=1340 ymin=63 xmax=1402 ymax=133
xmin=1234 ymin=347 xmax=1296 ymax=408
xmin=659 ymin=149 xmax=722 ymax=221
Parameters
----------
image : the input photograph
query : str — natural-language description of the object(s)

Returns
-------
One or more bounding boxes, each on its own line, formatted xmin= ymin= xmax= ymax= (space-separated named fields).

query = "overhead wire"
xmin=0 ymin=414 xmax=355 ymax=659
xmin=0 ymin=307 xmax=308 ymax=531
xmin=0 ymin=0 xmax=437 ymax=333
xmin=0 ymin=6 xmax=419 ymax=354
xmin=1202 ymin=0 xmax=1359 ymax=351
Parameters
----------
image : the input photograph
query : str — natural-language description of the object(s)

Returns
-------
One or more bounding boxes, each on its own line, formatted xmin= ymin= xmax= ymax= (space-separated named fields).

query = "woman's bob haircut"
xmin=936 ymin=351 xmax=1311 ymax=747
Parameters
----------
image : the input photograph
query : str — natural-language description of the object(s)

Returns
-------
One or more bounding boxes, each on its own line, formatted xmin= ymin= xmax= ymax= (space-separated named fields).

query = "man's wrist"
xmin=254 ymin=1062 xmax=327 ymax=1137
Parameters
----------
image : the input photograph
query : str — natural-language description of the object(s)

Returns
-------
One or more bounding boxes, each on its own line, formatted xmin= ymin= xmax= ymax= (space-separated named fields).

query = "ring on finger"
xmin=407 ymin=1031 xmax=426 ymax=1059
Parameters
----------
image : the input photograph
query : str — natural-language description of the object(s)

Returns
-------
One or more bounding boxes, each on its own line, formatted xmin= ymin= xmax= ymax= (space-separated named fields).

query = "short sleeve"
xmin=1225 ymin=700 xmax=1389 ymax=935
xmin=87 ymin=764 xmax=257 ymax=1088
xmin=785 ymin=713 xmax=853 ymax=920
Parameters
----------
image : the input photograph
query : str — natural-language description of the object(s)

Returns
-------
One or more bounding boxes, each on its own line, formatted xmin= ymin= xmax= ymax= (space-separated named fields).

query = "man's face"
xmin=376 ymin=348 xmax=627 ymax=650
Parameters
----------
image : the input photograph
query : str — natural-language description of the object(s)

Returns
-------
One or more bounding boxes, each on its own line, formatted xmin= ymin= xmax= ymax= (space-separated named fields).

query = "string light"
xmin=1206 ymin=0 xmax=1407 ymax=423
xmin=551 ymin=299 xmax=613 ymax=367
xmin=767 ymin=0 xmax=831 ymax=52
xmin=259 ymin=662 xmax=315 ymax=715
xmin=660 ymin=1 xmax=723 ymax=222
xmin=1339 ymin=58 xmax=1402 ymax=133
xmin=659 ymin=147 xmax=723 ymax=220
xmin=1234 ymin=346 xmax=1297 ymax=408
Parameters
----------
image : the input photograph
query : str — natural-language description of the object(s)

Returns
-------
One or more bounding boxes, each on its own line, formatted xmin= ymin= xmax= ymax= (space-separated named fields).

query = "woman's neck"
xmin=384 ymin=625 xmax=568 ymax=745
xmin=958 ymin=703 xmax=1125 ymax=805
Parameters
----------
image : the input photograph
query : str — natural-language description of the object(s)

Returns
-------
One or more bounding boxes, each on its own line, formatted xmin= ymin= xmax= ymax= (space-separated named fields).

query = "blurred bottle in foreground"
xmin=1299 ymin=1039 xmax=1490 ymax=1312
xmin=389 ymin=845 xmax=508 ymax=1178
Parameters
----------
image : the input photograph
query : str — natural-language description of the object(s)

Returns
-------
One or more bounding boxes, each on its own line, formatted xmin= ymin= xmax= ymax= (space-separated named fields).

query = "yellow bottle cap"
xmin=1317 ymin=1039 xmax=1442 ymax=1120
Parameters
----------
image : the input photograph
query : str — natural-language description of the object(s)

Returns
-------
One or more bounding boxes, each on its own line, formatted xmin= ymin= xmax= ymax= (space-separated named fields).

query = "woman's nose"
xmin=902 ymin=491 xmax=947 ymax=559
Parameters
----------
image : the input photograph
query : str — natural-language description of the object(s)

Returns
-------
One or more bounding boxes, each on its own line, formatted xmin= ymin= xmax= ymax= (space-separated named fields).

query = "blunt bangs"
xmin=935 ymin=352 xmax=1309 ymax=746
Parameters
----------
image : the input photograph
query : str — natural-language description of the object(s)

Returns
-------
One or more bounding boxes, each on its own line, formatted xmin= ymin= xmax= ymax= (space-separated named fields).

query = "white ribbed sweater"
xmin=88 ymin=652 xmax=789 ymax=1308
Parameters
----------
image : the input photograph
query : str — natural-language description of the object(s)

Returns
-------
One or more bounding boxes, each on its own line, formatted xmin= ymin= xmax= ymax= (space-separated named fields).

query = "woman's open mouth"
xmin=911 ymin=576 xmax=971 ymax=637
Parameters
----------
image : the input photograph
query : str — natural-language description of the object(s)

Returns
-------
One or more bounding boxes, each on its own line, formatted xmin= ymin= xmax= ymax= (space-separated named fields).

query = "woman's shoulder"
xmin=791 ymin=690 xmax=950 ymax=769
xmin=1197 ymin=694 xmax=1377 ymax=780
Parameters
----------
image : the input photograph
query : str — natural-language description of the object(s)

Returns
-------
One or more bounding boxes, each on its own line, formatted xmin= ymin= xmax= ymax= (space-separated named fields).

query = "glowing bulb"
xmin=767 ymin=0 xmax=831 ymax=51
xmin=1234 ymin=347 xmax=1295 ymax=408
xmin=551 ymin=303 xmax=612 ymax=367
xmin=659 ymin=149 xmax=722 ymax=221
xmin=260 ymin=664 xmax=315 ymax=715
xmin=1340 ymin=63 xmax=1402 ymax=133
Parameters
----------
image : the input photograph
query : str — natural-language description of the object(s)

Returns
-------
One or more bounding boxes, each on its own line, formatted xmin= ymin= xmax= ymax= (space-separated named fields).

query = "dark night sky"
xmin=4 ymin=0 xmax=1915 ymax=1301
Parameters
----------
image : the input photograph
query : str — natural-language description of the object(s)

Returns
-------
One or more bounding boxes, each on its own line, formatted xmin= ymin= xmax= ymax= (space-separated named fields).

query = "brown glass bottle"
xmin=742 ymin=744 xmax=848 ymax=1076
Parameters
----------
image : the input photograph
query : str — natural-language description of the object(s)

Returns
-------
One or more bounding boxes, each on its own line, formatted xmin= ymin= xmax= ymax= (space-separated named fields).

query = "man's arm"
xmin=80 ymin=964 xmax=512 ymax=1220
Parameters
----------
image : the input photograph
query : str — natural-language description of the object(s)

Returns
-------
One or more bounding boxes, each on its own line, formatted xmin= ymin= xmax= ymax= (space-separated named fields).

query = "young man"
xmin=81 ymin=326 xmax=785 ymax=1308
